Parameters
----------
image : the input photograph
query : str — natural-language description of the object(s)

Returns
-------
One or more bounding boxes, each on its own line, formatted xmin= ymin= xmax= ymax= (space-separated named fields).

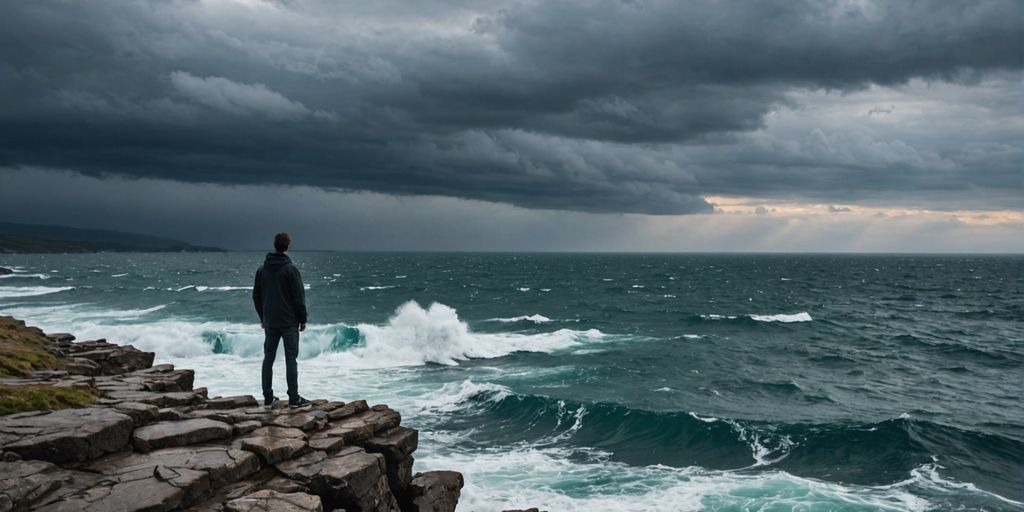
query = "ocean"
xmin=1 ymin=252 xmax=1021 ymax=511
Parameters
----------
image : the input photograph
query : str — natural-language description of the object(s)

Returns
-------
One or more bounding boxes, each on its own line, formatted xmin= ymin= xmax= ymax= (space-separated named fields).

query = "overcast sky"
xmin=1 ymin=0 xmax=1021 ymax=251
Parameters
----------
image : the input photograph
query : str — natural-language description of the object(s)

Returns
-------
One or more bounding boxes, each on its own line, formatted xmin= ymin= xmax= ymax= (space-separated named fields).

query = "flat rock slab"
xmin=224 ymin=490 xmax=323 ymax=512
xmin=238 ymin=427 xmax=308 ymax=464
xmin=203 ymin=395 xmax=259 ymax=410
xmin=0 ymin=460 xmax=64 ymax=510
xmin=0 ymin=407 xmax=134 ymax=463
xmin=38 ymin=465 xmax=209 ymax=512
xmin=104 ymin=390 xmax=204 ymax=407
xmin=327 ymin=400 xmax=368 ymax=421
xmin=113 ymin=402 xmax=160 ymax=426
xmin=89 ymin=445 xmax=261 ymax=490
xmin=407 ymin=471 xmax=464 ymax=512
xmin=132 ymin=418 xmax=233 ymax=452
xmin=42 ymin=446 xmax=261 ymax=511
xmin=233 ymin=421 xmax=263 ymax=436
xmin=268 ymin=410 xmax=329 ymax=431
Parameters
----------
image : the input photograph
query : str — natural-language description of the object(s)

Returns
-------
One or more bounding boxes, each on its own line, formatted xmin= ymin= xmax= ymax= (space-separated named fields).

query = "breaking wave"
xmin=7 ymin=301 xmax=602 ymax=369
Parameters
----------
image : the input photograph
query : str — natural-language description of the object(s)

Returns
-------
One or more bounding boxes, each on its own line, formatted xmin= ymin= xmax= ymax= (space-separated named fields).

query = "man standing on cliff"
xmin=253 ymin=232 xmax=311 ymax=408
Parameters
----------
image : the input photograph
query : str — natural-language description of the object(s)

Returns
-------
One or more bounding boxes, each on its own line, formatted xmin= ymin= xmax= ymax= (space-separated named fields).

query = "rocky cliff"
xmin=0 ymin=317 xmax=463 ymax=512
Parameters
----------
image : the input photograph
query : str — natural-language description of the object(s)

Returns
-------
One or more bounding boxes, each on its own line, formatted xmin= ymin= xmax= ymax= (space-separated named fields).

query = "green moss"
xmin=0 ymin=385 xmax=97 ymax=415
xmin=0 ymin=316 xmax=63 ymax=377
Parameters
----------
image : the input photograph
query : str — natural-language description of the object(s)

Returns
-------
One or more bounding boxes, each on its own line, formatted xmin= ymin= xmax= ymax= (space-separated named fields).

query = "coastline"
xmin=0 ymin=315 xmax=470 ymax=512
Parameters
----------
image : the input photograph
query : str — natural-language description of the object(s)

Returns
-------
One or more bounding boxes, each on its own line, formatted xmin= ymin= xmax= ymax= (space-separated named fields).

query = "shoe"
xmin=264 ymin=396 xmax=279 ymax=407
xmin=289 ymin=396 xmax=311 ymax=408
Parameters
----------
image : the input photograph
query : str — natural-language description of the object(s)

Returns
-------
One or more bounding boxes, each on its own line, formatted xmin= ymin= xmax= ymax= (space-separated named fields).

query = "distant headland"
xmin=0 ymin=222 xmax=223 ymax=253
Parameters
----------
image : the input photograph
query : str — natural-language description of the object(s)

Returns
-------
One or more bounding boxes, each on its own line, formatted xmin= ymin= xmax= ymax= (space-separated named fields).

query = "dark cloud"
xmin=0 ymin=0 xmax=1021 ymax=215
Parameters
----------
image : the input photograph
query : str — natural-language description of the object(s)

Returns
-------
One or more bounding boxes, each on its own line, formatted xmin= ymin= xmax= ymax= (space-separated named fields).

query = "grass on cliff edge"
xmin=0 ymin=386 xmax=97 ymax=415
xmin=0 ymin=315 xmax=96 ymax=414
xmin=0 ymin=315 xmax=63 ymax=377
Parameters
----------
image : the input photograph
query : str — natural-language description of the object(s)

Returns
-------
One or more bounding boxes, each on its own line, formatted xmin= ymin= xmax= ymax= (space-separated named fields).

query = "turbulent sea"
xmin=1 ymin=252 xmax=1022 ymax=511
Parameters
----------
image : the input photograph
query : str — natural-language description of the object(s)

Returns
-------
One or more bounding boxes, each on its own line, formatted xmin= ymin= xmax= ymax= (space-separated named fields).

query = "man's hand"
xmin=299 ymin=323 xmax=306 ymax=332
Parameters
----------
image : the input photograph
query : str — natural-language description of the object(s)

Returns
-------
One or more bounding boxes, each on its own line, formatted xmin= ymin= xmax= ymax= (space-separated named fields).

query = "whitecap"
xmin=0 ymin=286 xmax=75 ymax=298
xmin=485 ymin=314 xmax=553 ymax=324
xmin=701 ymin=314 xmax=738 ymax=320
xmin=749 ymin=312 xmax=812 ymax=323
xmin=517 ymin=287 xmax=531 ymax=292
xmin=360 ymin=285 xmax=395 ymax=291
xmin=0 ymin=273 xmax=50 ymax=280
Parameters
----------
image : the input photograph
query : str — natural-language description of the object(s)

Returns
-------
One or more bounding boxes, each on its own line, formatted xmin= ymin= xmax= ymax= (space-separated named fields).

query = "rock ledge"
xmin=0 ymin=317 xmax=464 ymax=512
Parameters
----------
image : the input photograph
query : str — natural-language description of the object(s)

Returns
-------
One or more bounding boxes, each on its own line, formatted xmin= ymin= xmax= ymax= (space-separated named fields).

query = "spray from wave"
xmin=4 ymin=301 xmax=603 ymax=369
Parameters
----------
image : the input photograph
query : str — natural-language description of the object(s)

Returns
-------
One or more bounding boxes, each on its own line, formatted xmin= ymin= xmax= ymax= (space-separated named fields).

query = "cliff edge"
xmin=0 ymin=316 xmax=463 ymax=512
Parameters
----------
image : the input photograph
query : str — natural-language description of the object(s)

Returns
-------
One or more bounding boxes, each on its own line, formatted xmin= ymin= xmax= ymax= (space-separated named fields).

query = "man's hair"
xmin=274 ymin=233 xmax=291 ymax=253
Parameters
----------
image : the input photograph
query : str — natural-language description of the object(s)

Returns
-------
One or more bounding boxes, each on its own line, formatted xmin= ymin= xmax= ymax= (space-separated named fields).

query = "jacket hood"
xmin=263 ymin=252 xmax=291 ymax=272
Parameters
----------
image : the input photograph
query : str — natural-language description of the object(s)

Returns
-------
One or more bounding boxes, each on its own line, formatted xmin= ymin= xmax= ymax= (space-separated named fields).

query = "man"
xmin=253 ymin=232 xmax=310 ymax=408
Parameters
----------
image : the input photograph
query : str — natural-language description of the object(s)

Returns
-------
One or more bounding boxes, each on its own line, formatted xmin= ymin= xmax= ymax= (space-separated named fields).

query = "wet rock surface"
xmin=0 ymin=407 xmax=133 ymax=462
xmin=132 ymin=418 xmax=234 ymax=452
xmin=223 ymin=490 xmax=324 ymax=512
xmin=0 ymin=317 xmax=465 ymax=511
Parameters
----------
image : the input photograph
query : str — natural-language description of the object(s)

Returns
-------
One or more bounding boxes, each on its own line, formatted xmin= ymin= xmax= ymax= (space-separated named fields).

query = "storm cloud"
xmin=0 ymin=0 xmax=1021 ymax=215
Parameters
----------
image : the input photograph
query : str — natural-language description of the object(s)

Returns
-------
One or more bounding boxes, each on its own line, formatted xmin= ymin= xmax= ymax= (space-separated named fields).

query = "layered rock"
xmin=0 ymin=317 xmax=465 ymax=511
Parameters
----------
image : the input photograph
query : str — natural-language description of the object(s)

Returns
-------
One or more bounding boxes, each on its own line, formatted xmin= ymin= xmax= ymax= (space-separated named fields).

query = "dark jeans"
xmin=262 ymin=325 xmax=299 ymax=401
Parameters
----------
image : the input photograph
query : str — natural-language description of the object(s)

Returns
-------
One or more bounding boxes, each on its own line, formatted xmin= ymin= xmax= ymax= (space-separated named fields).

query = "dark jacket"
xmin=253 ymin=252 xmax=307 ymax=328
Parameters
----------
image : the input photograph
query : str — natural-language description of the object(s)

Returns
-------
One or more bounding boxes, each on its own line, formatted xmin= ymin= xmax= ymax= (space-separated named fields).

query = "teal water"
xmin=1 ymin=253 xmax=1022 ymax=511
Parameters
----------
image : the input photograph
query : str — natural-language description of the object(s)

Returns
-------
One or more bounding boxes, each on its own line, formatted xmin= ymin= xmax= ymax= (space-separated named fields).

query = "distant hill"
xmin=0 ymin=223 xmax=224 ymax=253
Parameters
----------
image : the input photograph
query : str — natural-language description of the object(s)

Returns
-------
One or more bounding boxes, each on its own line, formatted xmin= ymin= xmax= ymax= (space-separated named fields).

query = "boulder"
xmin=0 ymin=408 xmax=133 ymax=463
xmin=364 ymin=427 xmax=418 ymax=463
xmin=132 ymin=419 xmax=233 ymax=452
xmin=406 ymin=471 xmax=464 ymax=512
xmin=237 ymin=427 xmax=308 ymax=464
xmin=224 ymin=490 xmax=323 ymax=512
